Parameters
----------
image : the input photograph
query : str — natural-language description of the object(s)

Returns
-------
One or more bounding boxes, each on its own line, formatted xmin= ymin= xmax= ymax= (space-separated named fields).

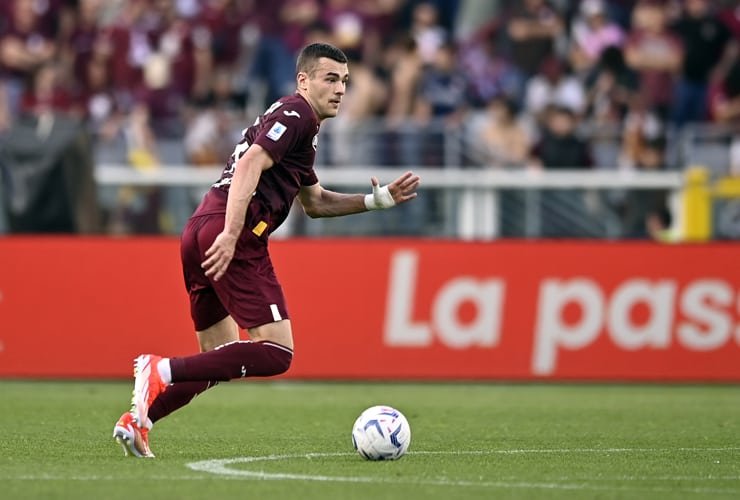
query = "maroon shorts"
xmin=180 ymin=213 xmax=289 ymax=331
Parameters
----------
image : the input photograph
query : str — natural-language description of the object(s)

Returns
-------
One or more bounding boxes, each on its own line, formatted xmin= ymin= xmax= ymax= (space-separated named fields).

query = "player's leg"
xmin=164 ymin=319 xmax=293 ymax=382
xmin=147 ymin=317 xmax=294 ymax=386
xmin=161 ymin=243 xmax=296 ymax=380
xmin=196 ymin=315 xmax=239 ymax=351
xmin=127 ymin=222 xmax=293 ymax=444
xmin=248 ymin=316 xmax=294 ymax=350
xmin=115 ymin=214 xmax=228 ymax=455
xmin=146 ymin=315 xmax=239 ymax=425
xmin=130 ymin=319 xmax=292 ymax=435
xmin=133 ymin=271 xmax=294 ymax=428
xmin=153 ymin=237 xmax=296 ymax=382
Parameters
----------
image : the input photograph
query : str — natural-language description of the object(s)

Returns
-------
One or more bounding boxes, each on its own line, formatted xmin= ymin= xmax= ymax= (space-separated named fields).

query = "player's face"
xmin=299 ymin=58 xmax=349 ymax=121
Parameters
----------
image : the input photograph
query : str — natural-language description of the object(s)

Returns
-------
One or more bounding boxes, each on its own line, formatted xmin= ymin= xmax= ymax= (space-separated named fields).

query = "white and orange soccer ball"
xmin=351 ymin=405 xmax=411 ymax=460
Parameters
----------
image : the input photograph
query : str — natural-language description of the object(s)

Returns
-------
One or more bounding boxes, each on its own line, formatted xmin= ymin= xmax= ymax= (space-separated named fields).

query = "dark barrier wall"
xmin=0 ymin=115 xmax=99 ymax=234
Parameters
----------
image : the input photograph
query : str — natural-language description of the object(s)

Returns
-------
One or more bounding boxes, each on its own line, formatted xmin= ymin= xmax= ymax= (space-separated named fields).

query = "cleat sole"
xmin=113 ymin=427 xmax=154 ymax=458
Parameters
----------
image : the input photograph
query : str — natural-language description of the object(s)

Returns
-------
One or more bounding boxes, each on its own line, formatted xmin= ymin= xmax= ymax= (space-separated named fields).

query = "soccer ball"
xmin=351 ymin=405 xmax=411 ymax=460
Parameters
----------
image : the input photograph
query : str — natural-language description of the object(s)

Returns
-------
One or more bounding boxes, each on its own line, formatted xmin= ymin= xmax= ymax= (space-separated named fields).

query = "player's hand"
xmin=381 ymin=171 xmax=420 ymax=206
xmin=202 ymin=231 xmax=238 ymax=282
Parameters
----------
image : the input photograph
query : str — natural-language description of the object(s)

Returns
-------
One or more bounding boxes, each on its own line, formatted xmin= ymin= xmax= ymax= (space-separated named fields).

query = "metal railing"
xmin=88 ymin=119 xmax=737 ymax=238
xmin=95 ymin=165 xmax=684 ymax=239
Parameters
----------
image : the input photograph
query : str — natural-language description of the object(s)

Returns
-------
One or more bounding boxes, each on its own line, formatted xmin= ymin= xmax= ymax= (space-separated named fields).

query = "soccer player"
xmin=112 ymin=42 xmax=420 ymax=458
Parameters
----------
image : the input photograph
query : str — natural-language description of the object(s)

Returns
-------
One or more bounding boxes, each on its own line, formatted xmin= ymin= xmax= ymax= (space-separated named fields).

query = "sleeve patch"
xmin=266 ymin=121 xmax=288 ymax=141
xmin=252 ymin=220 xmax=268 ymax=236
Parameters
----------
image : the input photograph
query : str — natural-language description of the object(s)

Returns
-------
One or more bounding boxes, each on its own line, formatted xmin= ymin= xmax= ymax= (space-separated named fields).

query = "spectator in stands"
xmin=248 ymin=0 xmax=320 ymax=110
xmin=359 ymin=0 xmax=408 ymax=64
xmin=620 ymin=135 xmax=671 ymax=238
xmin=569 ymin=0 xmax=626 ymax=77
xmin=131 ymin=50 xmax=184 ymax=140
xmin=196 ymin=0 xmax=254 ymax=99
xmin=670 ymin=0 xmax=733 ymax=127
xmin=708 ymin=56 xmax=740 ymax=123
xmin=413 ymin=40 xmax=469 ymax=165
xmin=478 ymin=95 xmax=531 ymax=168
xmin=620 ymin=93 xmax=666 ymax=168
xmin=530 ymin=104 xmax=593 ymax=170
xmin=645 ymin=205 xmax=675 ymax=241
xmin=505 ymin=0 xmax=564 ymax=80
xmin=153 ymin=0 xmax=213 ymax=104
xmin=319 ymin=0 xmax=389 ymax=116
xmin=321 ymin=63 xmax=388 ymax=166
xmin=529 ymin=104 xmax=595 ymax=238
xmin=382 ymin=34 xmax=423 ymax=166
xmin=19 ymin=61 xmax=80 ymax=119
xmin=409 ymin=1 xmax=448 ymax=66
xmin=524 ymin=56 xmax=587 ymax=125
xmin=319 ymin=0 xmax=405 ymax=68
xmin=64 ymin=0 xmax=104 ymax=100
xmin=320 ymin=0 xmax=368 ymax=63
xmin=624 ymin=0 xmax=684 ymax=120
xmin=584 ymin=46 xmax=640 ymax=126
xmin=333 ymin=74 xmax=388 ymax=165
xmin=97 ymin=96 xmax=170 ymax=236
xmin=184 ymin=68 xmax=244 ymax=167
xmin=0 ymin=0 xmax=59 ymax=121
xmin=415 ymin=40 xmax=469 ymax=120
xmin=474 ymin=91 xmax=532 ymax=237
xmin=458 ymin=22 xmax=525 ymax=108
xmin=95 ymin=1 xmax=156 ymax=103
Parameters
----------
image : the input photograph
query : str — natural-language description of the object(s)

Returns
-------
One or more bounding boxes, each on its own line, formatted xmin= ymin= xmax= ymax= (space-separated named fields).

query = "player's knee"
xmin=271 ymin=348 xmax=292 ymax=375
xmin=260 ymin=342 xmax=293 ymax=376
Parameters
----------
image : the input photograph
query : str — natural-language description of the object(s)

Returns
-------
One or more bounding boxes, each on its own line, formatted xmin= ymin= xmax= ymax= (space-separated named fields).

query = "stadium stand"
xmin=0 ymin=0 xmax=738 ymax=239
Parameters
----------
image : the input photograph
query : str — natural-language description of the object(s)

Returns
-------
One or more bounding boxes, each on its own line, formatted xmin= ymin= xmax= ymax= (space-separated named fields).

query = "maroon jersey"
xmin=194 ymin=94 xmax=320 ymax=236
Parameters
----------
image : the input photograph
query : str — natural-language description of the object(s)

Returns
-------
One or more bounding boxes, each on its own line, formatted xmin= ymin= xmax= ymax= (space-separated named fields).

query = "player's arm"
xmin=202 ymin=144 xmax=274 ymax=281
xmin=297 ymin=171 xmax=420 ymax=218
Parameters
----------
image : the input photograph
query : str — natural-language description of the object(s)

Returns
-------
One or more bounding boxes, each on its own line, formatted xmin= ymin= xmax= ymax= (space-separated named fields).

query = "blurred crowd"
xmin=1 ymin=0 xmax=739 ymax=237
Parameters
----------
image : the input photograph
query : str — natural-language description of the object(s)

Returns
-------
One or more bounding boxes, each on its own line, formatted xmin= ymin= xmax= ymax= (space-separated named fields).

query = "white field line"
xmin=4 ymin=448 xmax=740 ymax=495
xmin=188 ymin=448 xmax=740 ymax=495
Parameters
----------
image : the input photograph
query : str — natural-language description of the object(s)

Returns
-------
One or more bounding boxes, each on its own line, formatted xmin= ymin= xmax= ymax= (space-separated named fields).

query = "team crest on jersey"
xmin=267 ymin=121 xmax=287 ymax=141
xmin=312 ymin=134 xmax=318 ymax=151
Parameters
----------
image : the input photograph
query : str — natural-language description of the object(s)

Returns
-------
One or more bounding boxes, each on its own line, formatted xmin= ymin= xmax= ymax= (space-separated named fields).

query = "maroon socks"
xmin=148 ymin=381 xmax=217 ymax=424
xmin=148 ymin=341 xmax=292 ymax=424
xmin=169 ymin=341 xmax=293 ymax=382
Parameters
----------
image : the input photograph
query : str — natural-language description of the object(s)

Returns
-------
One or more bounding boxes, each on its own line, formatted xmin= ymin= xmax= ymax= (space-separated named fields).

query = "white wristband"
xmin=364 ymin=184 xmax=396 ymax=210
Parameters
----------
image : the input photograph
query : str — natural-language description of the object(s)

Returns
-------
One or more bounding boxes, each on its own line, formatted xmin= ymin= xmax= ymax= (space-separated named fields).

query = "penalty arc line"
xmin=184 ymin=448 xmax=740 ymax=495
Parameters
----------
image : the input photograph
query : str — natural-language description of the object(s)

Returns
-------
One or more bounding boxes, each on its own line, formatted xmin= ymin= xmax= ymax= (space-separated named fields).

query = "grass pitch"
xmin=0 ymin=380 xmax=738 ymax=499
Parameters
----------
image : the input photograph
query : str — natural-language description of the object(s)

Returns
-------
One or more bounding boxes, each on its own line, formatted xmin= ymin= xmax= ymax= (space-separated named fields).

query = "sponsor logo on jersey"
xmin=283 ymin=110 xmax=301 ymax=118
xmin=266 ymin=121 xmax=287 ymax=141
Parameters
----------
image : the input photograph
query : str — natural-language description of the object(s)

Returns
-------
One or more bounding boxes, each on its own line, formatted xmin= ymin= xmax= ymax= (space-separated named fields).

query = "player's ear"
xmin=297 ymin=72 xmax=309 ymax=91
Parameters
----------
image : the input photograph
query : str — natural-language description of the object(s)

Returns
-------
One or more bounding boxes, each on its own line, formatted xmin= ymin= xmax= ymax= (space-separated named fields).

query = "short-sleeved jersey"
xmin=193 ymin=94 xmax=320 ymax=236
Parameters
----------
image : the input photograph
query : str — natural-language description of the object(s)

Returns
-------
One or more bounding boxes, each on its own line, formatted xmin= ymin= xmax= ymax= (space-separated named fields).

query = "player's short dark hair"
xmin=296 ymin=43 xmax=348 ymax=75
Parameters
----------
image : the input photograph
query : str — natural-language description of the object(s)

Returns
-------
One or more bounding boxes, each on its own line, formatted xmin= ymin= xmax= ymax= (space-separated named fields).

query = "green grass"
xmin=0 ymin=381 xmax=738 ymax=499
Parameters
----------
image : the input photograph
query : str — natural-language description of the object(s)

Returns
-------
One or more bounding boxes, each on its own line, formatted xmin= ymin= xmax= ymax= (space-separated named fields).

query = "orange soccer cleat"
xmin=130 ymin=354 xmax=167 ymax=428
xmin=113 ymin=411 xmax=154 ymax=458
